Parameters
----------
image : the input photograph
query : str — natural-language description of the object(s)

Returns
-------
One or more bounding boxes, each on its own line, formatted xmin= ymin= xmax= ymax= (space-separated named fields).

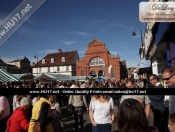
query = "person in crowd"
xmin=121 ymin=78 xmax=152 ymax=125
xmin=0 ymin=95 xmax=10 ymax=132
xmin=162 ymin=66 xmax=175 ymax=115
xmin=149 ymin=74 xmax=164 ymax=88
xmin=149 ymin=74 xmax=166 ymax=132
xmin=13 ymin=95 xmax=25 ymax=111
xmin=50 ymin=95 xmax=64 ymax=132
xmin=168 ymin=113 xmax=175 ymax=132
xmin=89 ymin=94 xmax=115 ymax=132
xmin=116 ymin=98 xmax=158 ymax=132
xmin=28 ymin=95 xmax=57 ymax=132
xmin=6 ymin=97 xmax=32 ymax=132
xmin=31 ymin=95 xmax=39 ymax=106
xmin=68 ymin=92 xmax=88 ymax=132
xmin=136 ymin=78 xmax=144 ymax=88
xmin=70 ymin=80 xmax=76 ymax=88
xmin=35 ymin=84 xmax=40 ymax=88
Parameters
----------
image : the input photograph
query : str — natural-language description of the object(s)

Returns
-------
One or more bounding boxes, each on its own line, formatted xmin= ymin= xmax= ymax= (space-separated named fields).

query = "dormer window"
xmin=51 ymin=58 xmax=54 ymax=63
xmin=61 ymin=57 xmax=66 ymax=62
xmin=42 ymin=59 xmax=46 ymax=64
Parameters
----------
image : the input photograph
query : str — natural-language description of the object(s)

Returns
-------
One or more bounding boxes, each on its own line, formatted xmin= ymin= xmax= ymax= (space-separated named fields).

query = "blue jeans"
xmin=92 ymin=123 xmax=111 ymax=132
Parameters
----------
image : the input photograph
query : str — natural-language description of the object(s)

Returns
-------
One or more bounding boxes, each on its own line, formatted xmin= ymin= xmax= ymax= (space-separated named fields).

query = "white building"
xmin=32 ymin=49 xmax=79 ymax=76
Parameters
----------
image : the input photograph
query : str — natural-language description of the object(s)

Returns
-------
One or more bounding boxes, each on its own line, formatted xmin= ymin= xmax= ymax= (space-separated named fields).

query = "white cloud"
xmin=100 ymin=23 xmax=134 ymax=33
xmin=38 ymin=49 xmax=57 ymax=54
xmin=68 ymin=31 xmax=94 ymax=37
xmin=62 ymin=41 xmax=77 ymax=45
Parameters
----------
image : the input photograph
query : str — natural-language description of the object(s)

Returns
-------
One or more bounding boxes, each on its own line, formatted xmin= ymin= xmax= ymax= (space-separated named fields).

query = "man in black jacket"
xmin=149 ymin=74 xmax=165 ymax=132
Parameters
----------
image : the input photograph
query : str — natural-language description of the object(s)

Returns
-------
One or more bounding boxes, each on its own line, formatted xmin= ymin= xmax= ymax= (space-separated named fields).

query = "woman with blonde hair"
xmin=89 ymin=93 xmax=115 ymax=132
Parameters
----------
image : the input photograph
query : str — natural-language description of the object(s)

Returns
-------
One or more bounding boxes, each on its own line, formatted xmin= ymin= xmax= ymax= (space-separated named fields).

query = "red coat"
xmin=6 ymin=106 xmax=30 ymax=132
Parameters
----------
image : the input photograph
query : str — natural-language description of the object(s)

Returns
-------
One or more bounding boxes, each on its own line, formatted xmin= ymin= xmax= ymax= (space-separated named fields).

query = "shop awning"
xmin=138 ymin=59 xmax=151 ymax=74
xmin=0 ymin=69 xmax=19 ymax=82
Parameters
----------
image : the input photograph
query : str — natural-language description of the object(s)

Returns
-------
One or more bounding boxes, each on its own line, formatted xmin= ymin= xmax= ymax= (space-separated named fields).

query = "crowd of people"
xmin=0 ymin=66 xmax=175 ymax=132
xmin=0 ymin=76 xmax=147 ymax=88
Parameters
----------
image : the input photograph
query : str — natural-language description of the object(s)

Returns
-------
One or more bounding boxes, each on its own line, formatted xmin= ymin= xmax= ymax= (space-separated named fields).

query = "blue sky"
xmin=0 ymin=0 xmax=147 ymax=68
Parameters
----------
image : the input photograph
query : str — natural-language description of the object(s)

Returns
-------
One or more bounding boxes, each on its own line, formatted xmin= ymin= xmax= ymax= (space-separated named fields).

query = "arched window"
xmin=90 ymin=57 xmax=105 ymax=66
xmin=61 ymin=57 xmax=66 ymax=62
xmin=51 ymin=58 xmax=54 ymax=63
xmin=42 ymin=59 xmax=46 ymax=64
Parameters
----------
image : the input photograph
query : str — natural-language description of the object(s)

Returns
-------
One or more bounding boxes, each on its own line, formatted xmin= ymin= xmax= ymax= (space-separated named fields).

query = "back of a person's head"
xmin=125 ymin=78 xmax=135 ymax=85
xmin=117 ymin=99 xmax=149 ymax=132
xmin=20 ymin=97 xmax=32 ymax=107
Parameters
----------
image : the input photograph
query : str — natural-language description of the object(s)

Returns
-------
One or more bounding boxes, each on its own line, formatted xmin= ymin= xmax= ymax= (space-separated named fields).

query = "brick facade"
xmin=76 ymin=39 xmax=126 ymax=80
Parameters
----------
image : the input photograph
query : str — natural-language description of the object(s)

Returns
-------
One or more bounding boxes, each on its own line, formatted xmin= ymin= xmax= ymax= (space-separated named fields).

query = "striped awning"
xmin=0 ymin=69 xmax=19 ymax=82
xmin=12 ymin=73 xmax=34 ymax=80
xmin=34 ymin=73 xmax=75 ymax=81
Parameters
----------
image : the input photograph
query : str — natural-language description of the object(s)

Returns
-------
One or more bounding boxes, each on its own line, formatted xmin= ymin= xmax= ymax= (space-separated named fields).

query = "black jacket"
xmin=148 ymin=83 xmax=165 ymax=114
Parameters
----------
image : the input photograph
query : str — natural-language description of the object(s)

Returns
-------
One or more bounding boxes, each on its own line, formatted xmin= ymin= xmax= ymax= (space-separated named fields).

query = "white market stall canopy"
xmin=12 ymin=73 xmax=34 ymax=80
xmin=93 ymin=76 xmax=110 ymax=80
xmin=0 ymin=69 xmax=19 ymax=82
xmin=72 ymin=76 xmax=93 ymax=80
xmin=34 ymin=73 xmax=75 ymax=81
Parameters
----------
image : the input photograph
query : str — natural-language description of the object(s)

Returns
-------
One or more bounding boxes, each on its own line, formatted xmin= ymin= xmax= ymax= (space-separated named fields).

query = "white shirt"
xmin=155 ymin=82 xmax=160 ymax=86
xmin=89 ymin=96 xmax=114 ymax=124
xmin=70 ymin=85 xmax=75 ymax=88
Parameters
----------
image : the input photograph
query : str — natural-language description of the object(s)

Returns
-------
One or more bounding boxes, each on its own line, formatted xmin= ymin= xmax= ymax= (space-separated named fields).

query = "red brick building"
xmin=76 ymin=39 xmax=127 ymax=80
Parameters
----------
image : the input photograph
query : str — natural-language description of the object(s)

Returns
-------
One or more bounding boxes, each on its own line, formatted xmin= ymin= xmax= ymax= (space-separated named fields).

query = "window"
xmin=111 ymin=68 xmax=115 ymax=78
xmin=48 ymin=67 xmax=50 ymax=72
xmin=57 ymin=66 xmax=60 ymax=72
xmin=42 ymin=59 xmax=46 ymax=64
xmin=66 ymin=66 xmax=69 ymax=71
xmin=39 ymin=67 xmax=41 ymax=73
xmin=61 ymin=57 xmax=66 ymax=62
xmin=90 ymin=57 xmax=105 ymax=66
xmin=51 ymin=58 xmax=54 ymax=63
xmin=81 ymin=70 xmax=84 ymax=76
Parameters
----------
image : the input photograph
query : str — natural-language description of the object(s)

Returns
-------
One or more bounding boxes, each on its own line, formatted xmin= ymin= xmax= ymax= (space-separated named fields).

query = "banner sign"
xmin=0 ymin=88 xmax=175 ymax=95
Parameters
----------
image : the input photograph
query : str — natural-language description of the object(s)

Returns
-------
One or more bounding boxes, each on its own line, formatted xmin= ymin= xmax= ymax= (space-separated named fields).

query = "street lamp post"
xmin=132 ymin=27 xmax=143 ymax=44
xmin=34 ymin=54 xmax=38 ymax=75
xmin=132 ymin=27 xmax=144 ymax=59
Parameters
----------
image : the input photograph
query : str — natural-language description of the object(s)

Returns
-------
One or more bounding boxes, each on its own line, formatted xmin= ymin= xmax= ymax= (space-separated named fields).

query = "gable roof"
xmin=32 ymin=50 xmax=78 ymax=67
xmin=8 ymin=59 xmax=21 ymax=63
xmin=0 ymin=59 xmax=7 ymax=66
xmin=88 ymin=39 xmax=105 ymax=46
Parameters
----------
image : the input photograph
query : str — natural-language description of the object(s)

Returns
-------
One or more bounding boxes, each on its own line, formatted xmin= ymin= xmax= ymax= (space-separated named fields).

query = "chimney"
xmin=58 ymin=49 xmax=62 ymax=53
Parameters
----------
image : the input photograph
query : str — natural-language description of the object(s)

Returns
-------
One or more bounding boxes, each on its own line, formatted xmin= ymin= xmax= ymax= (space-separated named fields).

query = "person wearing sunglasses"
xmin=149 ymin=74 xmax=165 ymax=132
xmin=162 ymin=66 xmax=175 ymax=115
